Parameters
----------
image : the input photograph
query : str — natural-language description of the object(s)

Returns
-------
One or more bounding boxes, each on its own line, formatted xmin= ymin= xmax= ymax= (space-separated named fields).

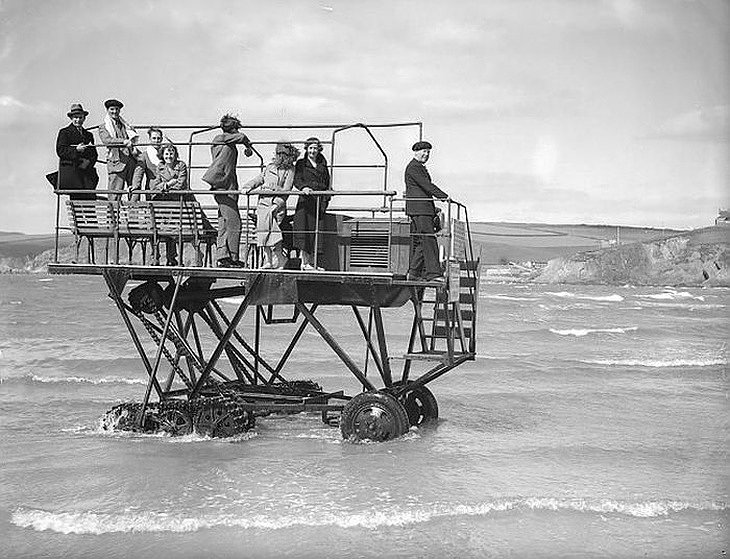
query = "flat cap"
xmin=104 ymin=98 xmax=124 ymax=109
xmin=412 ymin=140 xmax=432 ymax=151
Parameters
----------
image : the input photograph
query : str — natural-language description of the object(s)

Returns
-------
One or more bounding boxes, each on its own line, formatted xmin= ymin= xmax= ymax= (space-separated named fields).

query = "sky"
xmin=0 ymin=0 xmax=728 ymax=234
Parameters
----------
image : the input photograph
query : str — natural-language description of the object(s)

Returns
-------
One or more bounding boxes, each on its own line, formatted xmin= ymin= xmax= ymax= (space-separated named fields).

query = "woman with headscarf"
xmin=293 ymin=137 xmax=331 ymax=270
xmin=244 ymin=142 xmax=299 ymax=269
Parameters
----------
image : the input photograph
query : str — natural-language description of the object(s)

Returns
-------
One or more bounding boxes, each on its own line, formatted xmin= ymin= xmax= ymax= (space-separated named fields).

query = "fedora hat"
xmin=67 ymin=103 xmax=89 ymax=118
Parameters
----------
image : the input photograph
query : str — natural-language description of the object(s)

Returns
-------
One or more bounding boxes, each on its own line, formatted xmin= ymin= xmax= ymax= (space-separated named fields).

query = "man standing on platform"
xmin=404 ymin=140 xmax=448 ymax=282
xmin=98 ymin=99 xmax=139 ymax=201
xmin=202 ymin=114 xmax=254 ymax=268
xmin=55 ymin=103 xmax=98 ymax=200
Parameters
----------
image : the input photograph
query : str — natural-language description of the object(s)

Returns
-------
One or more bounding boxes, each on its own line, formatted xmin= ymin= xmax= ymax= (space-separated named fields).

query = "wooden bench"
xmin=66 ymin=200 xmax=118 ymax=263
xmin=147 ymin=201 xmax=216 ymax=266
xmin=67 ymin=200 xmax=216 ymax=266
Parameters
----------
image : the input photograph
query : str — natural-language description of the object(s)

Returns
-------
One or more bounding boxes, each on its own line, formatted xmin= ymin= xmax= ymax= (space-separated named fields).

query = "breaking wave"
xmin=546 ymin=292 xmax=624 ymax=302
xmin=1 ymin=374 xmax=146 ymax=386
xmin=484 ymin=295 xmax=539 ymax=302
xmin=638 ymin=291 xmax=705 ymax=301
xmin=550 ymin=327 xmax=638 ymax=337
xmin=12 ymin=498 xmax=727 ymax=534
xmin=581 ymin=357 xmax=726 ymax=368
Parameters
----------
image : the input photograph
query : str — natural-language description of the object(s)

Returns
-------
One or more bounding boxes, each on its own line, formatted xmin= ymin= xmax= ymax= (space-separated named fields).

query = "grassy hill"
xmin=534 ymin=225 xmax=729 ymax=286
xmin=468 ymin=222 xmax=683 ymax=264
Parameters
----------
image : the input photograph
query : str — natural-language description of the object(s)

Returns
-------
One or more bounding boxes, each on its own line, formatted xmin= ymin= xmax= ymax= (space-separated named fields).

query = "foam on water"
xmin=581 ymin=357 xmax=726 ymax=368
xmin=546 ymin=292 xmax=624 ymax=302
xmin=20 ymin=374 xmax=146 ymax=386
xmin=638 ymin=291 xmax=705 ymax=301
xmin=12 ymin=498 xmax=728 ymax=534
xmin=484 ymin=295 xmax=539 ymax=302
xmin=550 ymin=327 xmax=638 ymax=337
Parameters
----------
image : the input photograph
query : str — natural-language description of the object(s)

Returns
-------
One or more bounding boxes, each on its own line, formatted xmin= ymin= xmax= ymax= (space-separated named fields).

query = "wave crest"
xmin=1 ymin=374 xmax=147 ymax=386
xmin=550 ymin=327 xmax=637 ymax=337
xmin=582 ymin=357 xmax=726 ymax=368
xmin=546 ymin=292 xmax=624 ymax=302
xmin=12 ymin=498 xmax=727 ymax=534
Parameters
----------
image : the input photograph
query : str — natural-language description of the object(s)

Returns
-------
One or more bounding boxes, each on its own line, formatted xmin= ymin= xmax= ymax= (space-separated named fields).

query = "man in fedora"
xmin=98 ymin=98 xmax=140 ymax=201
xmin=54 ymin=103 xmax=99 ymax=200
xmin=404 ymin=140 xmax=448 ymax=282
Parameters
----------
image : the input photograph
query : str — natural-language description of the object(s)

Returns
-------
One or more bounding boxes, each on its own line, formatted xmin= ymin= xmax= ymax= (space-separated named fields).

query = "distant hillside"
xmin=534 ymin=226 xmax=730 ymax=286
xmin=468 ymin=222 xmax=683 ymax=264
xmin=0 ymin=231 xmax=72 ymax=272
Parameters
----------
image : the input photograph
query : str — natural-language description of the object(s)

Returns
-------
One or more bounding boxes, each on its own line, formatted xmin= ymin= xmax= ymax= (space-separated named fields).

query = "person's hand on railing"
xmin=301 ymin=187 xmax=313 ymax=195
xmin=244 ymin=147 xmax=253 ymax=157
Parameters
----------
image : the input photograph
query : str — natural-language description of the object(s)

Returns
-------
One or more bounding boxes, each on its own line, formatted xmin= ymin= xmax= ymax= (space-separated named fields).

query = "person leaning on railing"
xmin=202 ymin=114 xmax=254 ymax=269
xmin=150 ymin=143 xmax=191 ymax=266
xmin=244 ymin=142 xmax=298 ymax=269
xmin=404 ymin=140 xmax=448 ymax=283
xmin=54 ymin=103 xmax=99 ymax=200
xmin=293 ymin=137 xmax=331 ymax=271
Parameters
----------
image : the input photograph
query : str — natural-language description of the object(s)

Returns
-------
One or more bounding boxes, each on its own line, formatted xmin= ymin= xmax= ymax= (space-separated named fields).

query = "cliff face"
xmin=534 ymin=227 xmax=730 ymax=286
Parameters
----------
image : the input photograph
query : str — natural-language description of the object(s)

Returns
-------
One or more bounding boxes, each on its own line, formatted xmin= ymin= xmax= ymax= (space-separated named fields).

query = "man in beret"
xmin=404 ymin=140 xmax=448 ymax=282
xmin=98 ymin=98 xmax=140 ymax=201
xmin=54 ymin=103 xmax=99 ymax=200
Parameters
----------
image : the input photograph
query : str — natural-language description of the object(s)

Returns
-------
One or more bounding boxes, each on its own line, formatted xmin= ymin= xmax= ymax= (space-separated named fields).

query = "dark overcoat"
xmin=404 ymin=159 xmax=447 ymax=216
xmin=55 ymin=124 xmax=99 ymax=192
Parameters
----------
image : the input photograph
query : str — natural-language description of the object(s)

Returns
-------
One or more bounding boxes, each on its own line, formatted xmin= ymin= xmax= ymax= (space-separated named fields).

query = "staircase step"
xmin=435 ymin=308 xmax=474 ymax=321
xmin=459 ymin=260 xmax=480 ymax=271
xmin=459 ymin=293 xmax=475 ymax=304
xmin=459 ymin=276 xmax=477 ymax=289
xmin=432 ymin=325 xmax=472 ymax=338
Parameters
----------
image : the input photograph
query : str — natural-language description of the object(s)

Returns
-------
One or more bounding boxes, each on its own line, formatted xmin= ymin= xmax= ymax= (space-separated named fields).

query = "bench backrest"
xmin=67 ymin=200 xmax=116 ymax=235
xmin=118 ymin=202 xmax=154 ymax=234
xmin=149 ymin=201 xmax=209 ymax=237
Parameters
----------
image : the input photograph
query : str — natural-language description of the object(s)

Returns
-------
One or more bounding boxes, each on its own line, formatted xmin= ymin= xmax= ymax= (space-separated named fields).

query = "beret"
xmin=412 ymin=141 xmax=432 ymax=151
xmin=104 ymin=98 xmax=124 ymax=109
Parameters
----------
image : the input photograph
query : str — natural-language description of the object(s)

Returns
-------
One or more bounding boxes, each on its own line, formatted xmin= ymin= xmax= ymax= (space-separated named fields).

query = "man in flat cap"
xmin=54 ymin=103 xmax=98 ymax=200
xmin=98 ymin=99 xmax=140 ymax=201
xmin=404 ymin=140 xmax=448 ymax=282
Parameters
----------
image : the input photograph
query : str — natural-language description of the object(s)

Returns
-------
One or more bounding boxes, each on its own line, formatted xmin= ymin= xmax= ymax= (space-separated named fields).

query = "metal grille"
xmin=451 ymin=219 xmax=466 ymax=259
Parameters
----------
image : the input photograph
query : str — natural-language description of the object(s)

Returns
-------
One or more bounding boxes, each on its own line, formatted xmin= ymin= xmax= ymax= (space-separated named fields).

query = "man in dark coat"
xmin=55 ymin=103 xmax=98 ymax=200
xmin=404 ymin=140 xmax=448 ymax=281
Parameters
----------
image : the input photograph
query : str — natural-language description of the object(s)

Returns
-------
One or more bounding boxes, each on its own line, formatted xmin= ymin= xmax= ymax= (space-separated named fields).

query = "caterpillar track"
xmin=100 ymin=380 xmax=329 ymax=438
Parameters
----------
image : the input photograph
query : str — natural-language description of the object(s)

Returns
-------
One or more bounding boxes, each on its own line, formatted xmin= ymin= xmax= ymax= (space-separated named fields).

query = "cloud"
xmin=0 ymin=94 xmax=54 ymax=126
xmin=649 ymin=105 xmax=730 ymax=142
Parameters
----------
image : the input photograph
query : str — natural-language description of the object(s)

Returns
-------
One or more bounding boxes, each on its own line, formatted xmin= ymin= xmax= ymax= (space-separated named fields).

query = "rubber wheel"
xmin=391 ymin=381 xmax=439 ymax=427
xmin=340 ymin=392 xmax=410 ymax=442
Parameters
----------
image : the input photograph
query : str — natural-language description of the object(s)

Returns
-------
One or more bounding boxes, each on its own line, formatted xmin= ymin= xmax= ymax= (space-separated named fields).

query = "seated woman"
xmin=293 ymin=137 xmax=331 ymax=271
xmin=151 ymin=143 xmax=190 ymax=266
xmin=244 ymin=142 xmax=299 ymax=269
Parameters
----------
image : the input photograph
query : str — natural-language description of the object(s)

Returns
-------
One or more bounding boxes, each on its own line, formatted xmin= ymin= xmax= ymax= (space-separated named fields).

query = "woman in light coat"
xmin=244 ymin=142 xmax=299 ymax=268
xmin=151 ymin=143 xmax=190 ymax=265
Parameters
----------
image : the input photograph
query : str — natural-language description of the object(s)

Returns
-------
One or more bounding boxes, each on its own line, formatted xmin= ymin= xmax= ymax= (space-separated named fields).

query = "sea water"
xmin=0 ymin=274 xmax=727 ymax=558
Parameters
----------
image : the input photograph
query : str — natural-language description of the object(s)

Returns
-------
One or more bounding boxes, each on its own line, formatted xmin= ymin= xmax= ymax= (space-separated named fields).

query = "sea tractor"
xmin=48 ymin=121 xmax=479 ymax=442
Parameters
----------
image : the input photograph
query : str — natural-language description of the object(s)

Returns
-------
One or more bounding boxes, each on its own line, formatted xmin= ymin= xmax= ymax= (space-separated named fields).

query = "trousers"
xmin=215 ymin=193 xmax=241 ymax=261
xmin=408 ymin=215 xmax=441 ymax=279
